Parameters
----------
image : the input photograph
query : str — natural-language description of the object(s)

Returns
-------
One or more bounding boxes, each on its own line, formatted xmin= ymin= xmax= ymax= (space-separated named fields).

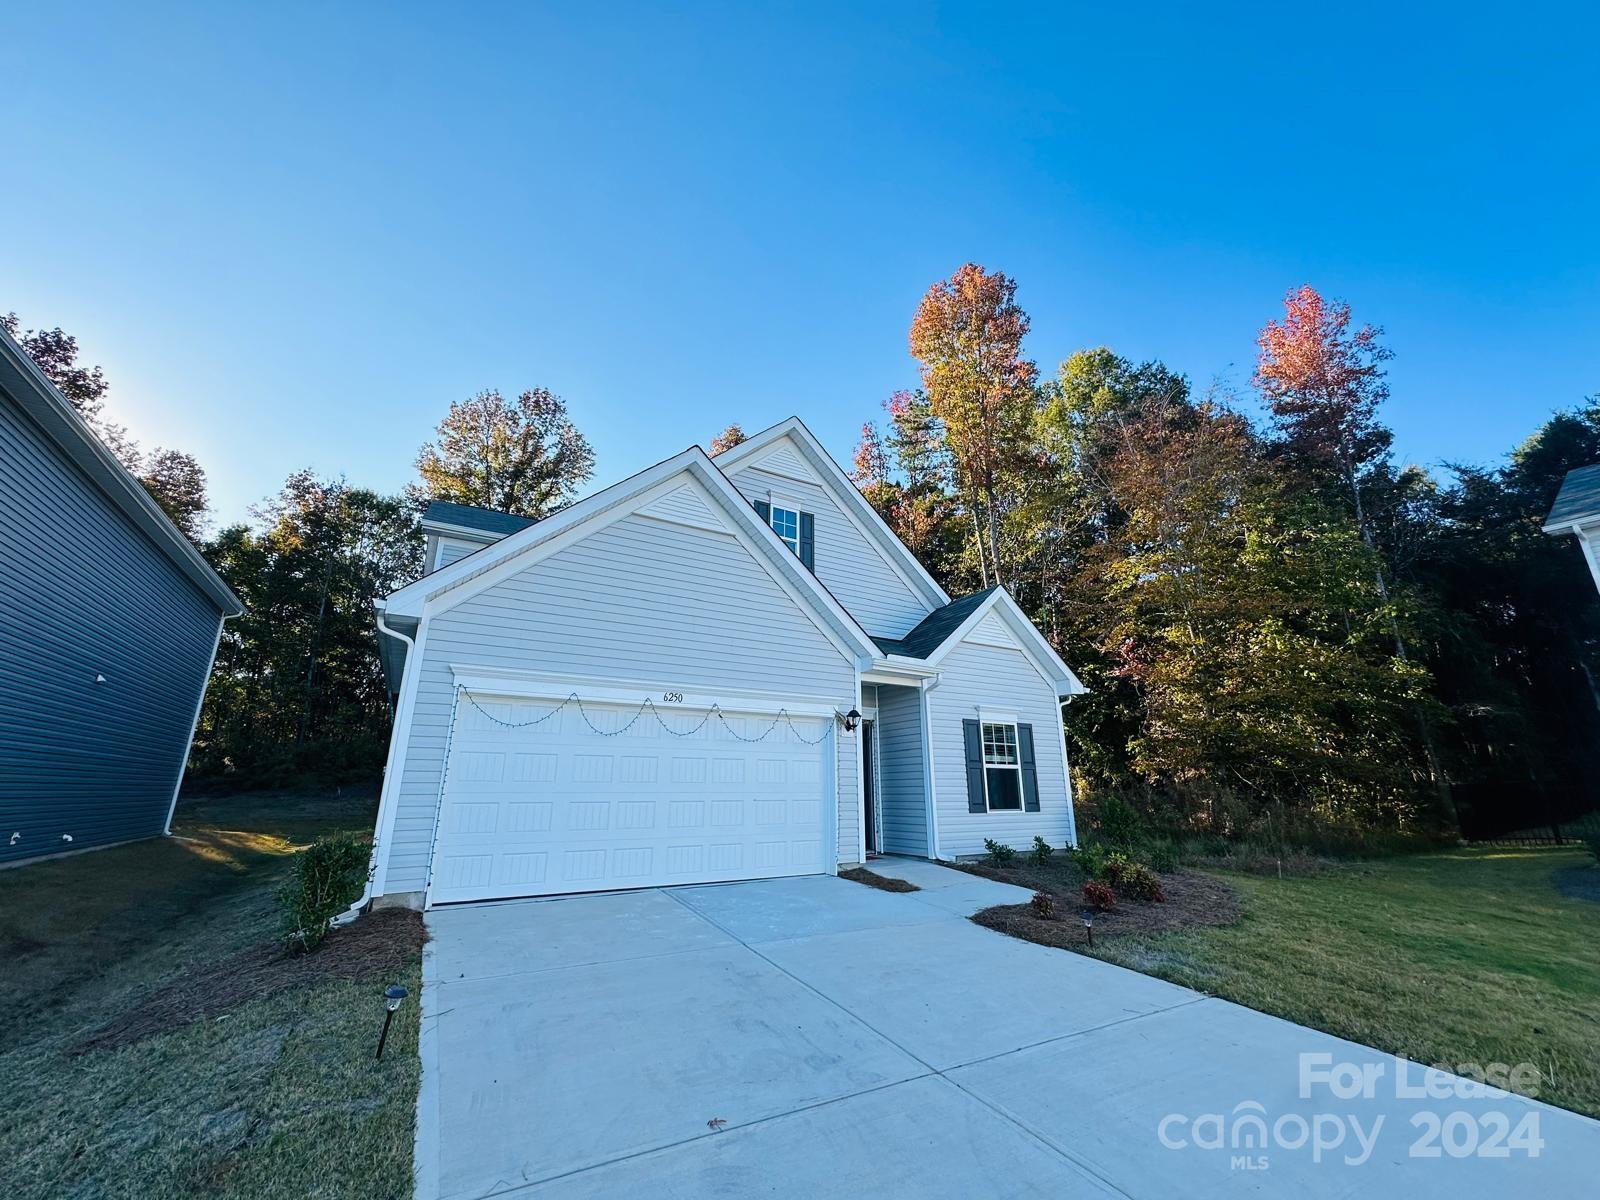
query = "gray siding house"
xmin=368 ymin=418 xmax=1084 ymax=909
xmin=1544 ymin=464 xmax=1600 ymax=595
xmin=1 ymin=326 xmax=242 ymax=866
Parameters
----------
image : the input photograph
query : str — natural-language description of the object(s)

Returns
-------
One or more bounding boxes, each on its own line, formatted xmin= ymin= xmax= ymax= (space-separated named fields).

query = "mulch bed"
xmin=1553 ymin=865 xmax=1600 ymax=905
xmin=951 ymin=857 xmax=1245 ymax=945
xmin=73 ymin=908 xmax=426 ymax=1054
xmin=972 ymin=870 xmax=1244 ymax=949
xmin=839 ymin=867 xmax=920 ymax=893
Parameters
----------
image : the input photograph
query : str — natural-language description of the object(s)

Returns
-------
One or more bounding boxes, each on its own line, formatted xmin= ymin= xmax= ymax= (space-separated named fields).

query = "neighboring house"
xmin=1544 ymin=464 xmax=1600 ymax=595
xmin=0 ymin=326 xmax=243 ymax=866
xmin=369 ymin=418 xmax=1084 ymax=907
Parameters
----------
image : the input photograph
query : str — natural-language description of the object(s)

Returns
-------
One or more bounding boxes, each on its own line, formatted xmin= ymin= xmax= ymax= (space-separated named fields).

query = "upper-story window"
xmin=755 ymin=500 xmax=814 ymax=571
xmin=770 ymin=505 xmax=800 ymax=555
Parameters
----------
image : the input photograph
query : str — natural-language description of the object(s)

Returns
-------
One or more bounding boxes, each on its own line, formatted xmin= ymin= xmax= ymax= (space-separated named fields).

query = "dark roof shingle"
xmin=1545 ymin=465 xmax=1600 ymax=530
xmin=871 ymin=587 xmax=998 ymax=659
xmin=421 ymin=500 xmax=539 ymax=538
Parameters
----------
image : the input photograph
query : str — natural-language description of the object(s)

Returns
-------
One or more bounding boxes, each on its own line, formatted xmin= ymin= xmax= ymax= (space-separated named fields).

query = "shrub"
xmin=984 ymin=838 xmax=1016 ymax=867
xmin=1102 ymin=851 xmax=1138 ymax=887
xmin=1081 ymin=880 xmax=1116 ymax=912
xmin=1095 ymin=794 xmax=1146 ymax=850
xmin=1115 ymin=862 xmax=1167 ymax=903
xmin=1030 ymin=836 xmax=1055 ymax=866
xmin=1073 ymin=842 xmax=1108 ymax=880
xmin=278 ymin=833 xmax=371 ymax=951
xmin=1585 ymin=833 xmax=1600 ymax=866
xmin=1030 ymin=890 xmax=1055 ymax=919
xmin=1146 ymin=839 xmax=1181 ymax=874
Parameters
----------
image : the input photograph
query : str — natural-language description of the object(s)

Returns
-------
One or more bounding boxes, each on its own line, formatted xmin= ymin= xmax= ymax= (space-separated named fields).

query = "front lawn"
xmin=0 ymin=791 xmax=422 ymax=1200
xmin=985 ymin=846 xmax=1600 ymax=1119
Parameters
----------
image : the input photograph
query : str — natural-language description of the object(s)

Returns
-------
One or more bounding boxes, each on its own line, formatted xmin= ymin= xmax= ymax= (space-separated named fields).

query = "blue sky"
xmin=4 ymin=3 xmax=1597 ymax=527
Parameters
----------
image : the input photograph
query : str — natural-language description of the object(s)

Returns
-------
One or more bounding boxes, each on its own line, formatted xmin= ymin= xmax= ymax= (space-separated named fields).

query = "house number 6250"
xmin=662 ymin=691 xmax=684 ymax=703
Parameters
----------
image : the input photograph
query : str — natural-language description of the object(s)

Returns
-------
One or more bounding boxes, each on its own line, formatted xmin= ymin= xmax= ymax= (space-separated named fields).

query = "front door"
xmin=862 ymin=719 xmax=878 ymax=855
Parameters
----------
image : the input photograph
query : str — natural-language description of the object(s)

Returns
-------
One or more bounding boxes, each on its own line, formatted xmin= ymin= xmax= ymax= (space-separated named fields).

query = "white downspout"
xmin=331 ymin=610 xmax=415 ymax=929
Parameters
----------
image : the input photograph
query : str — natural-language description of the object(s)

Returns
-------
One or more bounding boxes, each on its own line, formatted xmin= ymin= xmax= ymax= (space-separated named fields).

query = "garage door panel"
xmin=430 ymin=694 xmax=831 ymax=903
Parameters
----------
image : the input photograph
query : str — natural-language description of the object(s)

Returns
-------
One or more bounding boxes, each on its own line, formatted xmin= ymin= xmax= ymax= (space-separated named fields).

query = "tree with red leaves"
xmin=909 ymin=264 xmax=1039 ymax=587
xmin=1255 ymin=285 xmax=1453 ymax=822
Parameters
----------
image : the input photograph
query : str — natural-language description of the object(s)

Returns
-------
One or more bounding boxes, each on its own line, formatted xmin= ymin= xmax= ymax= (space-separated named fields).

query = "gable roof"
xmin=382 ymin=445 xmax=882 ymax=662
xmin=0 ymin=325 xmax=243 ymax=616
xmin=874 ymin=585 xmax=1085 ymax=697
xmin=712 ymin=418 xmax=951 ymax=611
xmin=1543 ymin=464 xmax=1600 ymax=533
xmin=872 ymin=587 xmax=999 ymax=658
xmin=421 ymin=499 xmax=539 ymax=539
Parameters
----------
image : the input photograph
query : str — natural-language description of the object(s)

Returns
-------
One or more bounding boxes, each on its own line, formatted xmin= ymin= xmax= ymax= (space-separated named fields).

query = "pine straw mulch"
xmin=839 ymin=867 xmax=920 ymax=893
xmin=958 ymin=861 xmax=1245 ymax=948
xmin=73 ymin=908 xmax=427 ymax=1055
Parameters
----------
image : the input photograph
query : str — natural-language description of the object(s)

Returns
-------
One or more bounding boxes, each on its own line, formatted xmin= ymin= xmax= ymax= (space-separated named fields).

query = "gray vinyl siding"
xmin=876 ymin=683 xmax=929 ymax=856
xmin=927 ymin=640 xmax=1072 ymax=858
xmin=424 ymin=534 xmax=485 ymax=573
xmin=0 ymin=390 xmax=222 ymax=864
xmin=382 ymin=510 xmax=860 ymax=894
xmin=725 ymin=462 xmax=932 ymax=639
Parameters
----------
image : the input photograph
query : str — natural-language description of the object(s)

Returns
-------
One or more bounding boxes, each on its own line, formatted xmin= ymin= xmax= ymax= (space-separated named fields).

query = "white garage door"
xmin=429 ymin=691 xmax=833 ymax=904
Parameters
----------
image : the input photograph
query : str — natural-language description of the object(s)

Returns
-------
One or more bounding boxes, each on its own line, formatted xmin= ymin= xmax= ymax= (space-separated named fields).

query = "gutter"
xmin=331 ymin=607 xmax=415 ymax=929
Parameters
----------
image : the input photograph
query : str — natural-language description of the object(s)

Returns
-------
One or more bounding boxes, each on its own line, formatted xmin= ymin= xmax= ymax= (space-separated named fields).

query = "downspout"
xmin=331 ymin=609 xmax=415 ymax=929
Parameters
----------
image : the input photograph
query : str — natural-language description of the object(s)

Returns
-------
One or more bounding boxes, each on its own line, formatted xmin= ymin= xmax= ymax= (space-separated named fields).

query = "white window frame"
xmin=768 ymin=502 xmax=801 ymax=556
xmin=980 ymin=720 xmax=1023 ymax=812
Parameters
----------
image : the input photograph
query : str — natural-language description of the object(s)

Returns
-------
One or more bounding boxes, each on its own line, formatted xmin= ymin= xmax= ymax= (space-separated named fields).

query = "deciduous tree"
xmin=908 ymin=265 xmax=1039 ymax=586
xmin=709 ymin=423 xmax=748 ymax=455
xmin=414 ymin=387 xmax=595 ymax=518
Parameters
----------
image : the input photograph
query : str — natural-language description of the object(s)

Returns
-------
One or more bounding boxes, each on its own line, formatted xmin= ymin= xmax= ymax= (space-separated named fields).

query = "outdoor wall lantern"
xmin=841 ymin=708 xmax=861 ymax=733
xmin=376 ymin=984 xmax=408 ymax=1059
xmin=1079 ymin=909 xmax=1095 ymax=948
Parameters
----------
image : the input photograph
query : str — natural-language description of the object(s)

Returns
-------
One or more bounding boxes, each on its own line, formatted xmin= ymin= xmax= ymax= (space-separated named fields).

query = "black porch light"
xmin=376 ymin=984 xmax=408 ymax=1059
xmin=842 ymin=708 xmax=861 ymax=733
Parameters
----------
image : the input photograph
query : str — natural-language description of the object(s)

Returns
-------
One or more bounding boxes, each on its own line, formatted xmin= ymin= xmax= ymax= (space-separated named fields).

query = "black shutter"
xmin=798 ymin=511 xmax=815 ymax=571
xmin=754 ymin=499 xmax=771 ymax=526
xmin=1018 ymin=723 xmax=1040 ymax=811
xmin=962 ymin=719 xmax=986 ymax=813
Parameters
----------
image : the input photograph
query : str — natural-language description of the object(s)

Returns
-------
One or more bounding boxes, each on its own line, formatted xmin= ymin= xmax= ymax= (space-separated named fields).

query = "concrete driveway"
xmin=417 ymin=860 xmax=1599 ymax=1198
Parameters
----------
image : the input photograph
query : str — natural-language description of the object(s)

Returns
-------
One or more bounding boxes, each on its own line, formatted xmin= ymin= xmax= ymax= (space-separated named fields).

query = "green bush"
xmin=1095 ymin=794 xmax=1146 ymax=850
xmin=1073 ymin=842 xmax=1108 ymax=880
xmin=1102 ymin=850 xmax=1138 ymax=887
xmin=984 ymin=838 xmax=1016 ymax=867
xmin=1583 ymin=832 xmax=1600 ymax=866
xmin=1146 ymin=839 xmax=1181 ymax=874
xmin=277 ymin=833 xmax=371 ymax=951
xmin=1115 ymin=862 xmax=1167 ymax=903
xmin=1030 ymin=835 xmax=1055 ymax=866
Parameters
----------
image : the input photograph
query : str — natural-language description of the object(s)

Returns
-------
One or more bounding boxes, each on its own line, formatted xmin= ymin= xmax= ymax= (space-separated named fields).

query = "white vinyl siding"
xmin=927 ymin=640 xmax=1072 ymax=858
xmin=381 ymin=510 xmax=860 ymax=895
xmin=876 ymin=683 xmax=929 ymax=856
xmin=724 ymin=460 xmax=932 ymax=639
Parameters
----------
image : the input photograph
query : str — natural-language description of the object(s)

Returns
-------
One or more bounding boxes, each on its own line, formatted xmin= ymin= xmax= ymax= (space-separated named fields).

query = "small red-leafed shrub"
xmin=1081 ymin=880 xmax=1116 ymax=912
xmin=1030 ymin=890 xmax=1055 ymax=919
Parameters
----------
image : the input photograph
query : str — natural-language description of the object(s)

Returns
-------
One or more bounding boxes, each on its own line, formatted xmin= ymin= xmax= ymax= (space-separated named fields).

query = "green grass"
xmin=1086 ymin=847 xmax=1600 ymax=1117
xmin=0 ymin=791 xmax=420 ymax=1199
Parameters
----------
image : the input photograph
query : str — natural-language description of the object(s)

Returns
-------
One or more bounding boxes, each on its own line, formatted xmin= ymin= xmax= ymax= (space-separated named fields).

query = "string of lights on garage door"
xmin=456 ymin=687 xmax=833 ymax=745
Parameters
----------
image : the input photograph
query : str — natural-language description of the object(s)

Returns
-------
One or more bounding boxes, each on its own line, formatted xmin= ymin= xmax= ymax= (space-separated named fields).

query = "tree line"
xmin=839 ymin=268 xmax=1600 ymax=845
xmin=11 ymin=283 xmax=1598 ymax=844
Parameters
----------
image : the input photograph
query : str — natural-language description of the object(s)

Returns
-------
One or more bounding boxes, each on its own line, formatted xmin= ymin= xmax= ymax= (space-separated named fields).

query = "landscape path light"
xmin=376 ymin=984 xmax=408 ymax=1059
xmin=1079 ymin=909 xmax=1095 ymax=948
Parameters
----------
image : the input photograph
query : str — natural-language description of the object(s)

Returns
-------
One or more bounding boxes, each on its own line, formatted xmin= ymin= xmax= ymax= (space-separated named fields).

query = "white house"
xmin=365 ymin=418 xmax=1084 ymax=908
xmin=1544 ymin=464 xmax=1600 ymax=595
